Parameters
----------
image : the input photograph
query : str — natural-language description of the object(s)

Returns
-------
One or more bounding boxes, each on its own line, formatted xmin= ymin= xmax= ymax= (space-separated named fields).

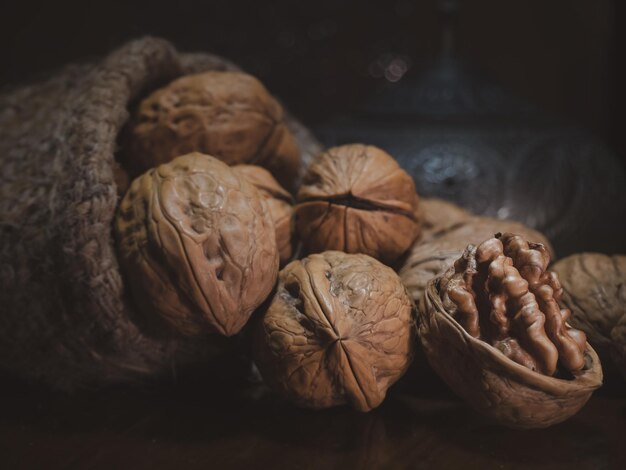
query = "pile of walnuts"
xmin=114 ymin=70 xmax=608 ymax=428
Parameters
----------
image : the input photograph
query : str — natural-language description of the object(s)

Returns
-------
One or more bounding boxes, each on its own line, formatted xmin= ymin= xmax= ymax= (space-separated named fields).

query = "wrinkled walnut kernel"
xmin=440 ymin=233 xmax=586 ymax=375
xmin=115 ymin=152 xmax=279 ymax=337
xmin=126 ymin=71 xmax=301 ymax=189
xmin=254 ymin=251 xmax=414 ymax=411
xmin=399 ymin=215 xmax=554 ymax=306
xmin=295 ymin=144 xmax=420 ymax=265
xmin=419 ymin=233 xmax=602 ymax=429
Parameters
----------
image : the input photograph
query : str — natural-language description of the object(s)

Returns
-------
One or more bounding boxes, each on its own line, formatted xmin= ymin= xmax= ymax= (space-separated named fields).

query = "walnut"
xmin=613 ymin=315 xmax=626 ymax=379
xmin=552 ymin=253 xmax=626 ymax=379
xmin=420 ymin=233 xmax=602 ymax=428
xmin=254 ymin=251 xmax=415 ymax=411
xmin=418 ymin=197 xmax=472 ymax=241
xmin=115 ymin=152 xmax=279 ymax=337
xmin=399 ymin=215 xmax=553 ymax=305
xmin=125 ymin=71 xmax=301 ymax=190
xmin=295 ymin=144 xmax=420 ymax=265
xmin=232 ymin=164 xmax=294 ymax=266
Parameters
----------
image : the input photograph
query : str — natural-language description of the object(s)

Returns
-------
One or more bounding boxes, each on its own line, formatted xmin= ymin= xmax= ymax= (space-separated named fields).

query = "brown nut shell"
xmin=418 ymin=197 xmax=472 ymax=241
xmin=232 ymin=164 xmax=294 ymax=266
xmin=115 ymin=152 xmax=279 ymax=337
xmin=421 ymin=281 xmax=602 ymax=428
xmin=254 ymin=251 xmax=414 ymax=411
xmin=418 ymin=235 xmax=602 ymax=429
xmin=126 ymin=71 xmax=301 ymax=189
xmin=421 ymin=282 xmax=602 ymax=428
xmin=612 ymin=314 xmax=626 ymax=379
xmin=552 ymin=253 xmax=626 ymax=378
xmin=295 ymin=144 xmax=420 ymax=265
xmin=399 ymin=215 xmax=553 ymax=305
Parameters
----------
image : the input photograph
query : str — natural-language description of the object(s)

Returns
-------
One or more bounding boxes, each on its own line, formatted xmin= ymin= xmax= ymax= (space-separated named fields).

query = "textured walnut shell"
xmin=126 ymin=71 xmax=301 ymax=190
xmin=232 ymin=165 xmax=294 ymax=266
xmin=254 ymin=251 xmax=415 ymax=411
xmin=399 ymin=215 xmax=553 ymax=305
xmin=295 ymin=144 xmax=421 ymax=265
xmin=418 ymin=197 xmax=472 ymax=241
xmin=613 ymin=315 xmax=626 ymax=379
xmin=115 ymin=152 xmax=279 ymax=336
xmin=421 ymin=276 xmax=603 ymax=429
xmin=552 ymin=253 xmax=626 ymax=378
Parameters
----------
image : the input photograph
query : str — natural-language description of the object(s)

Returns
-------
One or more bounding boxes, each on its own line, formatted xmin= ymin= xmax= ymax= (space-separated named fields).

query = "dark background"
xmin=1 ymin=0 xmax=624 ymax=164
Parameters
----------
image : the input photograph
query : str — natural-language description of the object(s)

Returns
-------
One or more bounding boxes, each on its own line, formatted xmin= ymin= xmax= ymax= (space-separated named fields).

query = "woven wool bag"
xmin=0 ymin=37 xmax=321 ymax=389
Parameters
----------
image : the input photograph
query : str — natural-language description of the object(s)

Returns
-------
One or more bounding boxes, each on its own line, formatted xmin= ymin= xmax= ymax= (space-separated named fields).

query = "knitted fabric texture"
xmin=0 ymin=37 xmax=321 ymax=389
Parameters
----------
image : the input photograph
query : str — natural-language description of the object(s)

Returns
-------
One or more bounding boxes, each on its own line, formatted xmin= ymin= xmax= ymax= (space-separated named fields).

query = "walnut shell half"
xmin=419 ymin=234 xmax=602 ymax=429
xmin=613 ymin=315 xmax=626 ymax=379
xmin=295 ymin=144 xmax=421 ymax=265
xmin=254 ymin=251 xmax=415 ymax=411
xmin=552 ymin=253 xmax=626 ymax=379
xmin=232 ymin=164 xmax=294 ymax=266
xmin=125 ymin=71 xmax=301 ymax=190
xmin=115 ymin=152 xmax=279 ymax=337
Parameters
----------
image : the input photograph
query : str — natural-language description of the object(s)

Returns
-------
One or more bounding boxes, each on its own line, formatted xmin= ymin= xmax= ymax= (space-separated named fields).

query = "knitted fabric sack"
xmin=0 ymin=37 xmax=322 ymax=389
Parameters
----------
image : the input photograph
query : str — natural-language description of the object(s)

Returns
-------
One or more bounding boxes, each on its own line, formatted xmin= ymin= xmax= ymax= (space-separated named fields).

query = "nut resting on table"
xmin=295 ymin=144 xmax=421 ymax=266
xmin=253 ymin=251 xmax=415 ymax=412
xmin=419 ymin=232 xmax=603 ymax=428
xmin=125 ymin=71 xmax=301 ymax=190
xmin=115 ymin=152 xmax=279 ymax=337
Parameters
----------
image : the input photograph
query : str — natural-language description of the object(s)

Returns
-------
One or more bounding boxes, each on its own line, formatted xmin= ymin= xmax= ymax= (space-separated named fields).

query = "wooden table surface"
xmin=1 ymin=365 xmax=624 ymax=470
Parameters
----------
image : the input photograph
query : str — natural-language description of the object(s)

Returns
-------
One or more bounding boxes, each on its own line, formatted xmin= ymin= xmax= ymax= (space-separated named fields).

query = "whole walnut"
xmin=295 ymin=144 xmax=421 ymax=266
xmin=552 ymin=253 xmax=626 ymax=379
xmin=232 ymin=165 xmax=294 ymax=266
xmin=125 ymin=71 xmax=301 ymax=189
xmin=420 ymin=233 xmax=602 ymax=429
xmin=254 ymin=251 xmax=415 ymax=411
xmin=418 ymin=197 xmax=472 ymax=241
xmin=115 ymin=152 xmax=279 ymax=337
xmin=399 ymin=215 xmax=553 ymax=305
